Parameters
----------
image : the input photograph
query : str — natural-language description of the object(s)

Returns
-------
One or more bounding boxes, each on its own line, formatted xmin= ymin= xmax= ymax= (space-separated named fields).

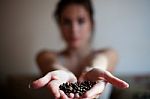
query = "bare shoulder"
xmin=36 ymin=50 xmax=57 ymax=63
xmin=36 ymin=49 xmax=59 ymax=74
xmin=93 ymin=48 xmax=118 ymax=71
xmin=93 ymin=48 xmax=117 ymax=55
xmin=93 ymin=48 xmax=118 ymax=64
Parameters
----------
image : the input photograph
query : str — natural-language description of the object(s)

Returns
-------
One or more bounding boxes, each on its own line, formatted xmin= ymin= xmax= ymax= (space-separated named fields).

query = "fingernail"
xmin=125 ymin=82 xmax=129 ymax=88
xmin=122 ymin=81 xmax=129 ymax=88
xmin=28 ymin=80 xmax=37 ymax=89
xmin=28 ymin=80 xmax=33 ymax=89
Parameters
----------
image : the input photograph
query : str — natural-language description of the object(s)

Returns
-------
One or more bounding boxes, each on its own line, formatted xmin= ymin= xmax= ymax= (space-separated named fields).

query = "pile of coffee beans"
xmin=59 ymin=81 xmax=96 ymax=96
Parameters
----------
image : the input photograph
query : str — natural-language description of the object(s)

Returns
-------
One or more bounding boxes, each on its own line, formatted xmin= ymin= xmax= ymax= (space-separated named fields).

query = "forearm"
xmin=52 ymin=63 xmax=76 ymax=79
xmin=36 ymin=50 xmax=73 ymax=75
xmin=84 ymin=49 xmax=118 ymax=73
xmin=38 ymin=61 xmax=76 ymax=82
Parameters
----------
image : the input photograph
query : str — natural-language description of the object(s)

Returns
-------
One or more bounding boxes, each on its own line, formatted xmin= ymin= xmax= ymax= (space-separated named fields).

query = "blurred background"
xmin=0 ymin=0 xmax=150 ymax=99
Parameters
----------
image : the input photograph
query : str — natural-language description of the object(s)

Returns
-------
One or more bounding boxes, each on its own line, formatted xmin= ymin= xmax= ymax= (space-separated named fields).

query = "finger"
xmin=74 ymin=93 xmax=80 ymax=98
xmin=68 ymin=74 xmax=77 ymax=83
xmin=78 ymin=72 xmax=86 ymax=83
xmin=68 ymin=77 xmax=77 ymax=83
xmin=68 ymin=93 xmax=74 ymax=98
xmin=88 ymin=94 xmax=100 ymax=99
xmin=59 ymin=90 xmax=69 ymax=99
xmin=31 ymin=72 xmax=53 ymax=89
xmin=82 ymin=80 xmax=106 ymax=98
xmin=80 ymin=93 xmax=100 ymax=99
xmin=103 ymin=71 xmax=129 ymax=89
xmin=47 ymin=80 xmax=61 ymax=98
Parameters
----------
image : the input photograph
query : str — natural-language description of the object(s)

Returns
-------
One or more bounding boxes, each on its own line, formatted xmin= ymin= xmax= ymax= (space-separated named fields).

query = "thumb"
xmin=31 ymin=72 xmax=55 ymax=89
xmin=103 ymin=71 xmax=129 ymax=89
xmin=78 ymin=72 xmax=86 ymax=83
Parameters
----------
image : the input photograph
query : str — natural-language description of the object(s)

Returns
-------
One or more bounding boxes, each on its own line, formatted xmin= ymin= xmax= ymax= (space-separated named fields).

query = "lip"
xmin=70 ymin=38 xmax=80 ymax=42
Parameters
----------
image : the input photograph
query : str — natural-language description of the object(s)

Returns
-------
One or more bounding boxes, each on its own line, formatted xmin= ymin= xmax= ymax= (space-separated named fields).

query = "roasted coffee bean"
xmin=59 ymin=81 xmax=96 ymax=96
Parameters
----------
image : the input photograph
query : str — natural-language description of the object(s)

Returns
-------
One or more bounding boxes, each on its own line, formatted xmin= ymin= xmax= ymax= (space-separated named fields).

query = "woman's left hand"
xmin=78 ymin=68 xmax=129 ymax=98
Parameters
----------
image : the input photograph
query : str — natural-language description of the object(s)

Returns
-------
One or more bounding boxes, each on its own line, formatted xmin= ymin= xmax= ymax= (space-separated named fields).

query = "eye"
xmin=78 ymin=17 xmax=85 ymax=25
xmin=62 ymin=18 xmax=71 ymax=27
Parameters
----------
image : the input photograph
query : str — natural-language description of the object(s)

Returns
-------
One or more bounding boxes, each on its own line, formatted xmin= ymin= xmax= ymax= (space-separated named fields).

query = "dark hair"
xmin=54 ymin=0 xmax=94 ymax=25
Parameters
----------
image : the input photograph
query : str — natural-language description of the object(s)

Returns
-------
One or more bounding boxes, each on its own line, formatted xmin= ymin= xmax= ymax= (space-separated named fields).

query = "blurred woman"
xmin=31 ymin=0 xmax=129 ymax=98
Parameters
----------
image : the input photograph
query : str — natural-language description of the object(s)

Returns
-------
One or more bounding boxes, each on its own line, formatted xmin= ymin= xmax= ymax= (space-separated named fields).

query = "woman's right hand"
xmin=31 ymin=70 xmax=77 ymax=99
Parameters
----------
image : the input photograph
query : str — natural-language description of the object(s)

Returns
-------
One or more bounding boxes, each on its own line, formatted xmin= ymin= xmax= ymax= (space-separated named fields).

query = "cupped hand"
xmin=78 ymin=68 xmax=129 ymax=98
xmin=31 ymin=70 xmax=77 ymax=99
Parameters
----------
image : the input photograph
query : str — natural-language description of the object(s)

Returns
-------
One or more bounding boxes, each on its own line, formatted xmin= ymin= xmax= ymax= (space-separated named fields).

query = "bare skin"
xmin=32 ymin=4 xmax=129 ymax=99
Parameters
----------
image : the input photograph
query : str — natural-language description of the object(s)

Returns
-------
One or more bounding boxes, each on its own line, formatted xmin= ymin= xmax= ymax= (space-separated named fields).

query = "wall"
xmin=0 ymin=0 xmax=150 ymax=79
xmin=93 ymin=0 xmax=150 ymax=75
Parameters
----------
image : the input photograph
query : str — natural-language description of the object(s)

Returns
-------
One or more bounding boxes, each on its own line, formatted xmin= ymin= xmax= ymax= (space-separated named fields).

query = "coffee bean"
xmin=59 ymin=81 xmax=96 ymax=96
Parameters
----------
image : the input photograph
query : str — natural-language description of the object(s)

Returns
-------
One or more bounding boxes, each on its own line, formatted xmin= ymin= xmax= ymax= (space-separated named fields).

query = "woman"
xmin=31 ymin=0 xmax=129 ymax=98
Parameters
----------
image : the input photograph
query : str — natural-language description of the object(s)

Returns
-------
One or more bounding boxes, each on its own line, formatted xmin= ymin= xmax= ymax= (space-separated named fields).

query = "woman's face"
xmin=59 ymin=4 xmax=92 ymax=49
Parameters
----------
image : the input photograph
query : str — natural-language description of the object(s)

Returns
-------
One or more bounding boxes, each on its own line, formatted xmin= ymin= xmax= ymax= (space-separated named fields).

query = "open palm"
xmin=31 ymin=70 xmax=77 ymax=99
xmin=78 ymin=68 xmax=129 ymax=98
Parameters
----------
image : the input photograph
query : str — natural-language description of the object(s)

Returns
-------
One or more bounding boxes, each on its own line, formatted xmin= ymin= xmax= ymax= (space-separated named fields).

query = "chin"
xmin=70 ymin=42 xmax=81 ymax=49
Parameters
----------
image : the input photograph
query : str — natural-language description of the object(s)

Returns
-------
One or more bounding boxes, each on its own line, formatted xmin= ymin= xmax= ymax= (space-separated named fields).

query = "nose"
xmin=71 ymin=22 xmax=80 ymax=36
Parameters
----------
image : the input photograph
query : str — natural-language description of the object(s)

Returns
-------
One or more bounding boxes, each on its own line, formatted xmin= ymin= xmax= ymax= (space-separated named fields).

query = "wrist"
xmin=56 ymin=70 xmax=76 ymax=82
xmin=66 ymin=71 xmax=77 ymax=81
xmin=84 ymin=65 xmax=108 ymax=74
xmin=84 ymin=66 xmax=94 ymax=72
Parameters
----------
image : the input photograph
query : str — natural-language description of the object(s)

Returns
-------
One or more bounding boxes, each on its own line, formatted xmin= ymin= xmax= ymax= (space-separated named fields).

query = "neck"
xmin=66 ymin=43 xmax=92 ymax=58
